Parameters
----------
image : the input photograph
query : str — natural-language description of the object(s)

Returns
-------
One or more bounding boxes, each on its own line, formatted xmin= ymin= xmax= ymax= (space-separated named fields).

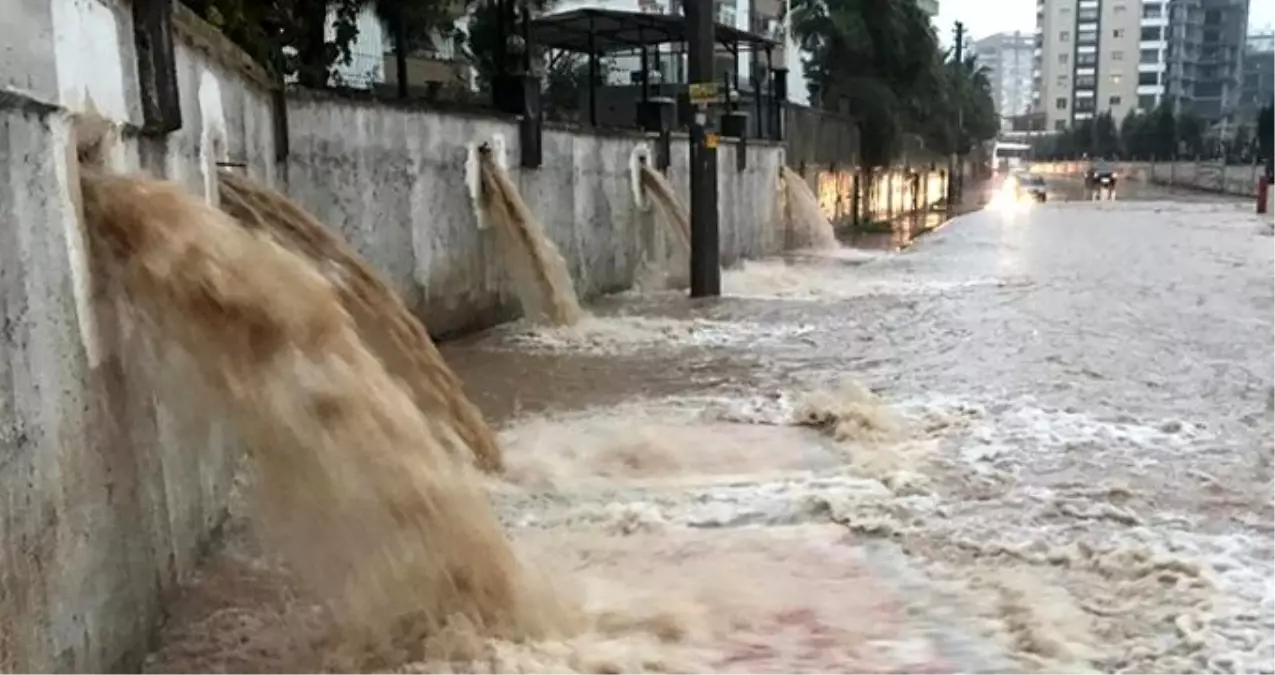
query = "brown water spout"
xmin=476 ymin=148 xmax=583 ymax=327
xmin=216 ymin=171 xmax=504 ymax=474
xmin=78 ymin=171 xmax=556 ymax=668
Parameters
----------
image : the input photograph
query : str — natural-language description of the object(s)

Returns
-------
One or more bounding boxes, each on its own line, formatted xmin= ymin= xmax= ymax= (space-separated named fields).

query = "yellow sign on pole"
xmin=688 ymin=81 xmax=722 ymax=106
xmin=705 ymin=133 xmax=719 ymax=149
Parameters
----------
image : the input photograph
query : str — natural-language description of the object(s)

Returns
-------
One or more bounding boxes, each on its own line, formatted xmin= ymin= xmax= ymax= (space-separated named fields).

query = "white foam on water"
xmin=480 ymin=314 xmax=816 ymax=355
xmin=722 ymin=259 xmax=1010 ymax=301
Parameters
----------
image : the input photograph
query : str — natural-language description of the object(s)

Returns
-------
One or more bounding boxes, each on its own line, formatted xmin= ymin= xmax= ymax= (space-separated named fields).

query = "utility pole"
xmin=685 ymin=0 xmax=721 ymax=297
xmin=948 ymin=20 xmax=964 ymax=215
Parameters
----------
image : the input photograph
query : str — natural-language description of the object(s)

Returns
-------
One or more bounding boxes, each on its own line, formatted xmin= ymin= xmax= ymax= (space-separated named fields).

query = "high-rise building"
xmin=1034 ymin=0 xmax=1252 ymax=132
xmin=975 ymin=32 xmax=1036 ymax=127
xmin=1033 ymin=0 xmax=1153 ymax=130
xmin=1238 ymin=31 xmax=1274 ymax=121
xmin=1164 ymin=0 xmax=1249 ymax=134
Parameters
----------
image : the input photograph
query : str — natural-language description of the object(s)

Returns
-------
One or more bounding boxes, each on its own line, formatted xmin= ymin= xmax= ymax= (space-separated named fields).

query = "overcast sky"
xmin=935 ymin=0 xmax=1274 ymax=46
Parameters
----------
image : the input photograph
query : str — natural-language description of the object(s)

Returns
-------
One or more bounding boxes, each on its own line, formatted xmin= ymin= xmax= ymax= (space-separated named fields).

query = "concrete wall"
xmin=1 ymin=3 xmax=281 ymax=672
xmin=284 ymin=92 xmax=785 ymax=336
xmin=1 ymin=2 xmax=276 ymax=672
xmin=1032 ymin=160 xmax=1268 ymax=197
xmin=2 ymin=2 xmax=787 ymax=672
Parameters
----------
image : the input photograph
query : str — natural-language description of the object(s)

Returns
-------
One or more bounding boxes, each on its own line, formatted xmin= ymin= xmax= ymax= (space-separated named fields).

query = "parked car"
xmin=1014 ymin=173 xmax=1048 ymax=202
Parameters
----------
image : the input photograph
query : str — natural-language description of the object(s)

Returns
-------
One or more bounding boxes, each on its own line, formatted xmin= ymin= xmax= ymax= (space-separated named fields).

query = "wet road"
xmin=147 ymin=185 xmax=1274 ymax=673
xmin=445 ymin=184 xmax=1275 ymax=673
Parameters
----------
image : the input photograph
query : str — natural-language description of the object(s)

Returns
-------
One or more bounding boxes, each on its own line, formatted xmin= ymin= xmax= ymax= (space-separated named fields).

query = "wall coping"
xmin=170 ymin=1 xmax=276 ymax=92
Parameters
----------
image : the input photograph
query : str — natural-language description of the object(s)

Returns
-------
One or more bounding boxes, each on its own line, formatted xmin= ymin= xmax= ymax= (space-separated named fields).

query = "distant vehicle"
xmin=992 ymin=141 xmax=1033 ymax=175
xmin=1084 ymin=161 xmax=1118 ymax=191
xmin=1014 ymin=173 xmax=1048 ymax=202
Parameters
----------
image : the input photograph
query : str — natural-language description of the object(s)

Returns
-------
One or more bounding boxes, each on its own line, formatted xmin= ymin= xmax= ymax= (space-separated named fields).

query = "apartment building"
xmin=1035 ymin=0 xmax=1252 ymax=132
xmin=975 ymin=32 xmax=1036 ymax=126
xmin=1237 ymin=31 xmax=1273 ymax=120
xmin=1034 ymin=0 xmax=1151 ymax=130
xmin=1165 ymin=0 xmax=1249 ymax=133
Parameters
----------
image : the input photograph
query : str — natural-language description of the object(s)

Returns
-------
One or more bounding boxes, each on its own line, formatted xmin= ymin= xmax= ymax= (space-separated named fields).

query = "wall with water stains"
xmin=1 ymin=2 xmax=785 ymax=671
xmin=283 ymin=93 xmax=787 ymax=337
xmin=0 ymin=1 xmax=273 ymax=671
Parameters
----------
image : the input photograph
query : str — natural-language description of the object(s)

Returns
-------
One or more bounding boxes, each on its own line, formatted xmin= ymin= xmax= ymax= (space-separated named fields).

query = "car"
xmin=1014 ymin=173 xmax=1048 ymax=202
xmin=1084 ymin=161 xmax=1118 ymax=191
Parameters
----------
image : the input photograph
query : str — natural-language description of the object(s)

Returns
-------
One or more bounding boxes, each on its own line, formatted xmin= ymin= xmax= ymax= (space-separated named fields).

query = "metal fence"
xmin=783 ymin=105 xmax=860 ymax=168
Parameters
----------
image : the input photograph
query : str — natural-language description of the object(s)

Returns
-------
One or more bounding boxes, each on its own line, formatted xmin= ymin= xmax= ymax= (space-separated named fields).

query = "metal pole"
xmin=686 ymin=0 xmax=720 ymax=297
xmin=588 ymin=14 xmax=598 ymax=127
xmin=948 ymin=21 xmax=964 ymax=215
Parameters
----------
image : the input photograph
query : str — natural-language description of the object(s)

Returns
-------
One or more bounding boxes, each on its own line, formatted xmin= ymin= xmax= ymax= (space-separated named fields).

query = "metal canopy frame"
xmin=529 ymin=8 xmax=778 ymax=129
xmin=529 ymin=8 xmax=778 ymax=55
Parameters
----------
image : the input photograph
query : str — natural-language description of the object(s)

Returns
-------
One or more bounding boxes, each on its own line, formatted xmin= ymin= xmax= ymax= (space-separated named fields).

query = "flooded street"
xmin=147 ymin=189 xmax=1274 ymax=674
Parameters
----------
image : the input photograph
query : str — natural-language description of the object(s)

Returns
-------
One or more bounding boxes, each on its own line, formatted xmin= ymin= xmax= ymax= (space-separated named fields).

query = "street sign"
xmin=688 ymin=81 xmax=722 ymax=106
xmin=705 ymin=133 xmax=719 ymax=149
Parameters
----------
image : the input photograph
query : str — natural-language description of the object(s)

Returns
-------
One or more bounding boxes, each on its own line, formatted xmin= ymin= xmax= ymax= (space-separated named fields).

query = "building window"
xmin=1060 ymin=30 xmax=1071 ymax=42
xmin=1112 ymin=50 xmax=1124 ymax=61
xmin=1140 ymin=27 xmax=1162 ymax=42
xmin=1113 ymin=4 xmax=1127 ymax=14
xmin=1142 ymin=3 xmax=1162 ymax=18
xmin=1075 ymin=97 xmax=1095 ymax=112
xmin=1060 ymin=6 xmax=1071 ymax=13
xmin=1059 ymin=53 xmax=1070 ymax=64
xmin=1138 ymin=71 xmax=1159 ymax=86
xmin=1056 ymin=97 xmax=1068 ymax=109
xmin=1056 ymin=74 xmax=1068 ymax=85
xmin=1140 ymin=48 xmax=1159 ymax=63
xmin=1077 ymin=74 xmax=1097 ymax=88
xmin=1077 ymin=52 xmax=1097 ymax=66
xmin=1109 ymin=95 xmax=1122 ymax=105
xmin=1055 ymin=120 xmax=1068 ymax=130
xmin=1079 ymin=30 xmax=1098 ymax=44
xmin=1111 ymin=73 xmax=1123 ymax=85
xmin=1138 ymin=94 xmax=1157 ymax=110
xmin=1113 ymin=29 xmax=1125 ymax=38
xmin=1079 ymin=8 xmax=1099 ymax=21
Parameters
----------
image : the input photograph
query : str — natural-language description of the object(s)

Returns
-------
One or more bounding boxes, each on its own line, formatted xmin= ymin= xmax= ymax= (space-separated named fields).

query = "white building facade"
xmin=975 ymin=32 xmax=1036 ymax=127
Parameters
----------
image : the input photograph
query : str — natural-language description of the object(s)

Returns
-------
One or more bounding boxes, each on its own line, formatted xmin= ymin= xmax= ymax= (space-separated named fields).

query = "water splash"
xmin=476 ymin=148 xmax=583 ymax=326
xmin=639 ymin=164 xmax=691 ymax=254
xmin=781 ymin=167 xmax=839 ymax=250
xmin=79 ymin=171 xmax=565 ymax=668
xmin=216 ymin=171 xmax=504 ymax=473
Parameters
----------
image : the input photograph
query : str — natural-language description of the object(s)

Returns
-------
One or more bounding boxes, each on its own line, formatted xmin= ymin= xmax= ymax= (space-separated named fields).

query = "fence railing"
xmin=783 ymin=105 xmax=860 ymax=168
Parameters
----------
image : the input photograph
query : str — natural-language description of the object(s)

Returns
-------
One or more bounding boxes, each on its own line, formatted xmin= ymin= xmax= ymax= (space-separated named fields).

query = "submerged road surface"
xmin=148 ymin=187 xmax=1274 ymax=673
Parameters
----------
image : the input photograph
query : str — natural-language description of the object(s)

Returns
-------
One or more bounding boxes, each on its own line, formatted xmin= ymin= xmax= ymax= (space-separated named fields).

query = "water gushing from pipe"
xmin=781 ymin=166 xmax=839 ymax=250
xmin=639 ymin=164 xmax=692 ymax=254
xmin=475 ymin=146 xmax=583 ymax=326
xmin=216 ymin=170 xmax=505 ymax=474
xmin=78 ymin=170 xmax=566 ymax=668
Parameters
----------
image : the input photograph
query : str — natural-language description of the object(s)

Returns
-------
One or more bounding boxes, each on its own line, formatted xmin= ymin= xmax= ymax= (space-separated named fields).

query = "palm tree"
xmin=790 ymin=0 xmax=939 ymax=167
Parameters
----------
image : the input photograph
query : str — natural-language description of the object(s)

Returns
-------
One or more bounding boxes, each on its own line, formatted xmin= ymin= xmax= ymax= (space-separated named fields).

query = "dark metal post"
xmin=133 ymin=0 xmax=182 ymax=134
xmin=588 ymin=14 xmax=599 ymax=127
xmin=947 ymin=20 xmax=964 ymax=217
xmin=686 ymin=0 xmax=720 ymax=297
xmin=639 ymin=29 xmax=650 ymax=102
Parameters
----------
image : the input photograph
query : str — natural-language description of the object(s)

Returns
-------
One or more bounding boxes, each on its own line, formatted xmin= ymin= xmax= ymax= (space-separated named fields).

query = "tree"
xmin=370 ymin=0 xmax=464 ymax=97
xmin=1256 ymin=104 xmax=1273 ymax=170
xmin=1226 ymin=122 xmax=1250 ymax=163
xmin=790 ymin=0 xmax=941 ymax=167
xmin=789 ymin=0 xmax=996 ymax=171
xmin=1094 ymin=111 xmax=1119 ymax=158
xmin=1176 ymin=111 xmax=1204 ymax=158
xmin=182 ymin=0 xmax=463 ymax=89
xmin=1150 ymin=102 xmax=1176 ymax=160
xmin=462 ymin=0 xmax=569 ymax=92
